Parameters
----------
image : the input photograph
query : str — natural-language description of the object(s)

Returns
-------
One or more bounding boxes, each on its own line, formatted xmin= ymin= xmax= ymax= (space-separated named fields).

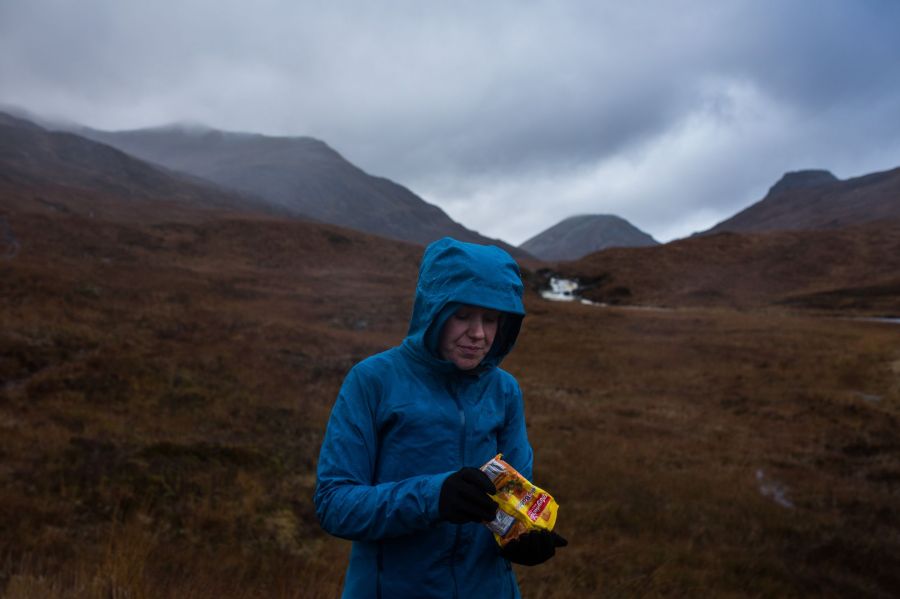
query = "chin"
xmin=451 ymin=358 xmax=476 ymax=370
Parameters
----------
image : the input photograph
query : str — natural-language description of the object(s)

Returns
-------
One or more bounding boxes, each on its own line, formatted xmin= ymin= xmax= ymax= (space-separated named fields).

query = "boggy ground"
xmin=509 ymin=300 xmax=900 ymax=598
xmin=2 ymin=200 xmax=899 ymax=597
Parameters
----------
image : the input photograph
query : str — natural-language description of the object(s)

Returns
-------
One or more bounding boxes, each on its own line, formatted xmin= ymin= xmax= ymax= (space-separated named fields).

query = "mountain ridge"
xmin=75 ymin=122 xmax=528 ymax=256
xmin=0 ymin=111 xmax=268 ymax=216
xmin=700 ymin=167 xmax=900 ymax=235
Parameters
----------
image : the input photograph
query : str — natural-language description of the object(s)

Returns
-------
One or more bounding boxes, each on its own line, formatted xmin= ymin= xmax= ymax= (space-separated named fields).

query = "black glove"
xmin=501 ymin=530 xmax=568 ymax=566
xmin=439 ymin=467 xmax=497 ymax=523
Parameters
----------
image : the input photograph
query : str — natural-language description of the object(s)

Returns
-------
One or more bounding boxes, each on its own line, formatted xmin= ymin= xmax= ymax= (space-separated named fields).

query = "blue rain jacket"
xmin=315 ymin=237 xmax=532 ymax=599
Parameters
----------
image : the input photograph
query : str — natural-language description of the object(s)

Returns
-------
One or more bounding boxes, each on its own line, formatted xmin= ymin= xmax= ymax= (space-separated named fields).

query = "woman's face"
xmin=438 ymin=305 xmax=500 ymax=370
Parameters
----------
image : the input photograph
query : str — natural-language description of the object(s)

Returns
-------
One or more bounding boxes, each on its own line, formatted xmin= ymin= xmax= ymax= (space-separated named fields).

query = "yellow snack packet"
xmin=480 ymin=454 xmax=559 ymax=546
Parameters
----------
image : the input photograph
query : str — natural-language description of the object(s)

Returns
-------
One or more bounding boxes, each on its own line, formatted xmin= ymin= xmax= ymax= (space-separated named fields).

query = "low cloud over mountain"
xmin=78 ymin=123 xmax=526 ymax=256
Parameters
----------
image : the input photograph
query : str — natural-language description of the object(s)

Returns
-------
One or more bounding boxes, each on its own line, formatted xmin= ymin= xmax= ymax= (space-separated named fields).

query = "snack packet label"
xmin=486 ymin=509 xmax=516 ymax=537
xmin=528 ymin=493 xmax=551 ymax=522
xmin=479 ymin=454 xmax=559 ymax=546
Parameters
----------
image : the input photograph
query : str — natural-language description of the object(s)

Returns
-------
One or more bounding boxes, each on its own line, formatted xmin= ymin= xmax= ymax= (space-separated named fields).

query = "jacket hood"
xmin=402 ymin=237 xmax=525 ymax=372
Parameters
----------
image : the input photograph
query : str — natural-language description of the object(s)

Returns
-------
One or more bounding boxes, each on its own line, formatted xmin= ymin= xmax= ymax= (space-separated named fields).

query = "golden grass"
xmin=508 ymin=302 xmax=900 ymax=598
xmin=2 ymin=207 xmax=899 ymax=597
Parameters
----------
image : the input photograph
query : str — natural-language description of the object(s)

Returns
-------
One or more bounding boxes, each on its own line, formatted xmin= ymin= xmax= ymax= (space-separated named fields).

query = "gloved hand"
xmin=439 ymin=467 xmax=497 ymax=523
xmin=501 ymin=530 xmax=568 ymax=566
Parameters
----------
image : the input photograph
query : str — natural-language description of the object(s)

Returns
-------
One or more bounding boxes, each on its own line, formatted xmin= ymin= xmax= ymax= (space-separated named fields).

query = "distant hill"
xmin=0 ymin=111 xmax=263 ymax=216
xmin=700 ymin=168 xmax=900 ymax=235
xmin=520 ymin=214 xmax=659 ymax=261
xmin=554 ymin=221 xmax=900 ymax=313
xmin=76 ymin=123 xmax=526 ymax=255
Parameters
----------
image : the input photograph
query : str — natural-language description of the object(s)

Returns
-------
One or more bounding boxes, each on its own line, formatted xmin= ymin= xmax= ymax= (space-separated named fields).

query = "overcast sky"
xmin=2 ymin=1 xmax=900 ymax=244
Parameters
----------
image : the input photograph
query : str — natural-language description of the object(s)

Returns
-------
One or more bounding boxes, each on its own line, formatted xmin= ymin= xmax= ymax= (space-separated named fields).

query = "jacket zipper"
xmin=450 ymin=381 xmax=466 ymax=599
xmin=376 ymin=542 xmax=383 ymax=599
xmin=457 ymin=401 xmax=466 ymax=465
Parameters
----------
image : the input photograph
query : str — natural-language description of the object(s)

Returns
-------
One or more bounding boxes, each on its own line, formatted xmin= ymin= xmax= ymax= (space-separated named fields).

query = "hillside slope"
xmin=78 ymin=123 xmax=526 ymax=254
xmin=554 ymin=221 xmax=900 ymax=312
xmin=0 ymin=112 xmax=262 ymax=215
xmin=702 ymin=168 xmax=900 ymax=234
xmin=2 ymin=175 xmax=899 ymax=598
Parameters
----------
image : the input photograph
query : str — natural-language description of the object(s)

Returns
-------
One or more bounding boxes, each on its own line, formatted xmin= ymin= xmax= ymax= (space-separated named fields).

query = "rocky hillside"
xmin=520 ymin=214 xmax=658 ymax=261
xmin=77 ymin=123 xmax=525 ymax=255
xmin=701 ymin=168 xmax=900 ymax=235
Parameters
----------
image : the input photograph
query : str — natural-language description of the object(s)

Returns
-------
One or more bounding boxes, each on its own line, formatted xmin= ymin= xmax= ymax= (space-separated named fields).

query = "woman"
xmin=315 ymin=237 xmax=566 ymax=598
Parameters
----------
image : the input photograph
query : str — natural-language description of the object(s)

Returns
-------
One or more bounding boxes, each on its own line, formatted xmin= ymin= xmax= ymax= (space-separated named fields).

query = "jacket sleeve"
xmin=497 ymin=376 xmax=534 ymax=480
xmin=314 ymin=364 xmax=452 ymax=541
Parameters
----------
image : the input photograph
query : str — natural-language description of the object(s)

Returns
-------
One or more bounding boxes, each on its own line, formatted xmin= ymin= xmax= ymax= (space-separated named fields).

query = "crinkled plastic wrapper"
xmin=480 ymin=454 xmax=559 ymax=546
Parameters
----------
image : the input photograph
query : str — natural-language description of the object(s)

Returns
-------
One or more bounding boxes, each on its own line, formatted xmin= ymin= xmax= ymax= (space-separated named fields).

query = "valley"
xmin=2 ymin=196 xmax=898 ymax=597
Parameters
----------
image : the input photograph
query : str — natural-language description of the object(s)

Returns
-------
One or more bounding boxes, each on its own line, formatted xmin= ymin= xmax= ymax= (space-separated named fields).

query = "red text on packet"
xmin=527 ymin=493 xmax=550 ymax=522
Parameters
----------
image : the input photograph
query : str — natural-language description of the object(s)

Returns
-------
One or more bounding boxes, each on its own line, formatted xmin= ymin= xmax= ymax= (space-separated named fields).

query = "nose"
xmin=467 ymin=316 xmax=485 ymax=339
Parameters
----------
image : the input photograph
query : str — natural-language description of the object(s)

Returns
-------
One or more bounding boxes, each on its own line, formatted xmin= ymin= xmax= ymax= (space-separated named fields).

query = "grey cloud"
xmin=2 ymin=1 xmax=900 ymax=244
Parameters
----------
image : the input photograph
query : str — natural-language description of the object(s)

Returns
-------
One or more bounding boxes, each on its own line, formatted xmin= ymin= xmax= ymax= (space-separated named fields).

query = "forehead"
xmin=456 ymin=304 xmax=501 ymax=316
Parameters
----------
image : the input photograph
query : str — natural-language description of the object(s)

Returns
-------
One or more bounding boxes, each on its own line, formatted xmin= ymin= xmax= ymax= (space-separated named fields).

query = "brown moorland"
xmin=552 ymin=222 xmax=900 ymax=314
xmin=2 ymin=184 xmax=900 ymax=598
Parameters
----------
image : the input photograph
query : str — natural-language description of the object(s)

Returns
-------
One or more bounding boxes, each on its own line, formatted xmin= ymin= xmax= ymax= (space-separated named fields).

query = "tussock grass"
xmin=2 ymin=210 xmax=899 ymax=597
xmin=507 ymin=301 xmax=900 ymax=598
